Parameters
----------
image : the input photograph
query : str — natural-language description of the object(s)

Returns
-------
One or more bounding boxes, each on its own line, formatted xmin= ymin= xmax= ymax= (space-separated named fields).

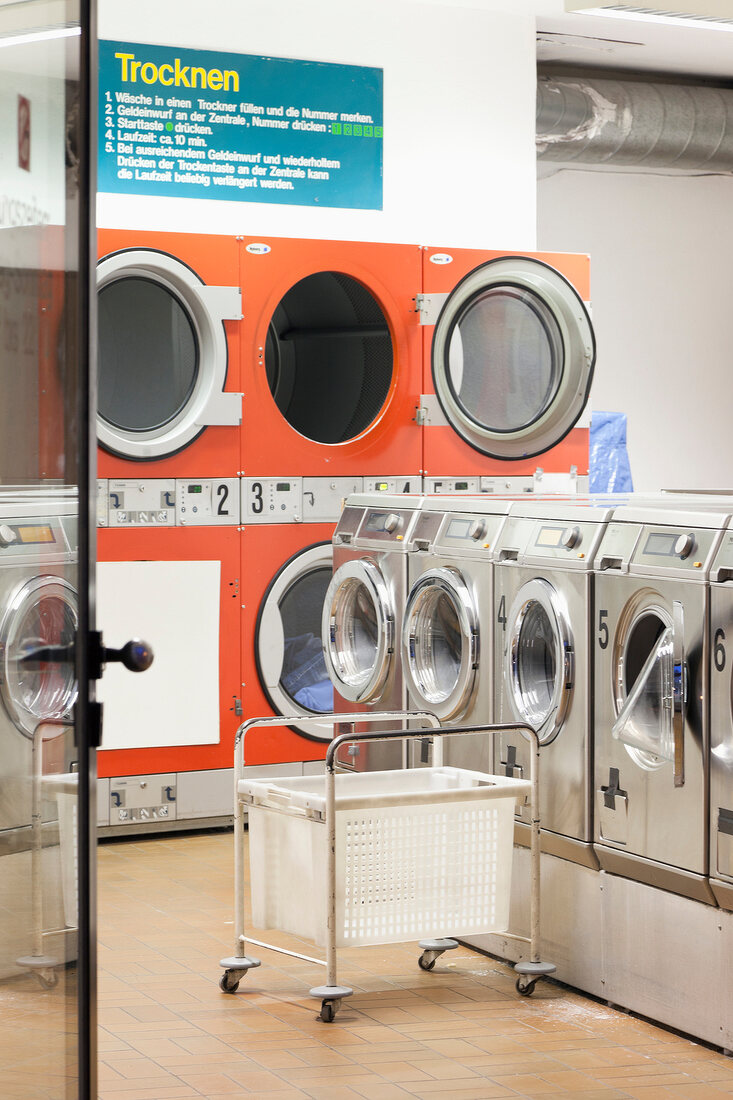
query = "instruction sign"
xmin=98 ymin=40 xmax=383 ymax=210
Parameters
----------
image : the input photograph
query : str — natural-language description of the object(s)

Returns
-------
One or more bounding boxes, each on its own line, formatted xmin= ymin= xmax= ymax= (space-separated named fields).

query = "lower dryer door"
xmin=402 ymin=567 xmax=478 ymax=722
xmin=256 ymin=542 xmax=334 ymax=740
xmin=323 ymin=557 xmax=395 ymax=705
xmin=504 ymin=577 xmax=573 ymax=744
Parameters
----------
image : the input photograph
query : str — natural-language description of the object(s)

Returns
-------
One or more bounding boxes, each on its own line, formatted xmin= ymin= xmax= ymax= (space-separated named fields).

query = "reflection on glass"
xmin=515 ymin=601 xmax=557 ymax=726
xmin=0 ymin=1 xmax=82 ymax=1096
xmin=279 ymin=566 xmax=333 ymax=712
xmin=447 ymin=288 xmax=563 ymax=433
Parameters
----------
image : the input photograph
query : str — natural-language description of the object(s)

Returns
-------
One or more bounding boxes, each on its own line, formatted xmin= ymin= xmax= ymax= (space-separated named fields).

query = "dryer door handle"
xmin=672 ymin=601 xmax=686 ymax=789
xmin=21 ymin=632 xmax=154 ymax=678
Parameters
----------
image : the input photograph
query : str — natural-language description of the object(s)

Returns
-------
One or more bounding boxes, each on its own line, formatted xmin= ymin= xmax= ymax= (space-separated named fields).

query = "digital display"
xmin=446 ymin=518 xmax=472 ymax=540
xmin=455 ymin=482 xmax=469 ymax=491
xmin=365 ymin=512 xmax=388 ymax=532
xmin=644 ymin=532 xmax=678 ymax=557
xmin=276 ymin=482 xmax=291 ymax=492
xmin=15 ymin=525 xmax=56 ymax=545
xmin=376 ymin=483 xmax=389 ymax=491
xmin=187 ymin=485 xmax=202 ymax=493
xmin=536 ymin=526 xmax=565 ymax=549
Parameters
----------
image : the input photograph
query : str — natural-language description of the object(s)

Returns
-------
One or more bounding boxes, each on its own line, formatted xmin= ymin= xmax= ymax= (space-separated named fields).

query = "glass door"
xmin=0 ymin=0 xmax=95 ymax=1097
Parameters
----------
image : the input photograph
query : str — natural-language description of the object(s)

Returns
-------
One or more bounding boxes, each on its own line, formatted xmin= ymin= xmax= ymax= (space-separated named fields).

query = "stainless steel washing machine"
xmin=322 ymin=492 xmax=435 ymax=768
xmin=401 ymin=497 xmax=514 ymax=771
xmin=593 ymin=502 xmax=729 ymax=904
xmin=707 ymin=526 xmax=733 ymax=909
xmin=492 ymin=499 xmax=616 ymax=867
xmin=0 ymin=495 xmax=79 ymax=977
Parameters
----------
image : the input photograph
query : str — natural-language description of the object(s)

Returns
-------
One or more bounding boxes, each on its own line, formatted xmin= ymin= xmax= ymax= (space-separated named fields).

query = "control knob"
xmin=0 ymin=524 xmax=17 ymax=548
xmin=675 ymin=532 xmax=695 ymax=559
xmin=469 ymin=519 xmax=487 ymax=541
xmin=384 ymin=512 xmax=401 ymax=534
xmin=561 ymin=526 xmax=581 ymax=550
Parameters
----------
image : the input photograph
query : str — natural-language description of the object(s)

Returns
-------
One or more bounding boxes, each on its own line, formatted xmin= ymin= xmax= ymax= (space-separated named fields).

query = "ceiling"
xmin=536 ymin=9 xmax=733 ymax=83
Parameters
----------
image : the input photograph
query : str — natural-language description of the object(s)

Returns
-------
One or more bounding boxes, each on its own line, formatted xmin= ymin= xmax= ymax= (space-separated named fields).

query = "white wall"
xmin=538 ymin=168 xmax=733 ymax=491
xmin=98 ymin=0 xmax=538 ymax=248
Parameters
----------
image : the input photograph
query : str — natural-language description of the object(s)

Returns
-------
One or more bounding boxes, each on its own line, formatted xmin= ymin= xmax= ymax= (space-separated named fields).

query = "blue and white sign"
xmin=99 ymin=40 xmax=383 ymax=210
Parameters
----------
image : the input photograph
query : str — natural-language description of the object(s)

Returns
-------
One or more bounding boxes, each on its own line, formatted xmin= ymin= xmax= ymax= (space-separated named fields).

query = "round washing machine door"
xmin=431 ymin=256 xmax=595 ymax=459
xmin=610 ymin=592 xmax=685 ymax=772
xmin=402 ymin=567 xmax=478 ymax=721
xmin=0 ymin=576 xmax=78 ymax=738
xmin=265 ymin=271 xmax=394 ymax=444
xmin=322 ymin=558 xmax=394 ymax=704
xmin=97 ymin=249 xmax=241 ymax=459
xmin=255 ymin=542 xmax=334 ymax=739
xmin=505 ymin=578 xmax=573 ymax=744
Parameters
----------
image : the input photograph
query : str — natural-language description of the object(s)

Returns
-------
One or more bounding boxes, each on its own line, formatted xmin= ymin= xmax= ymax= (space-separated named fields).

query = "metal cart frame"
xmin=220 ymin=714 xmax=555 ymax=1022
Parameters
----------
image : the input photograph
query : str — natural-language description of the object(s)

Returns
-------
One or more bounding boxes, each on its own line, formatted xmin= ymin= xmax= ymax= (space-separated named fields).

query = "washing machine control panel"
xmin=434 ymin=512 xmax=505 ymax=557
xmin=107 ymin=479 xmax=176 ymax=527
xmin=363 ymin=476 xmax=422 ymax=495
xmin=628 ymin=525 xmax=717 ymax=576
xmin=425 ymin=477 xmax=480 ymax=495
xmin=243 ymin=478 xmax=303 ymax=523
xmin=177 ymin=479 xmax=239 ymax=525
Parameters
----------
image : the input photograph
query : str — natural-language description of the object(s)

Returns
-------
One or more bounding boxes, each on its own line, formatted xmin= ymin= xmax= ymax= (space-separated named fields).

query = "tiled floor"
xmin=97 ymin=830 xmax=733 ymax=1100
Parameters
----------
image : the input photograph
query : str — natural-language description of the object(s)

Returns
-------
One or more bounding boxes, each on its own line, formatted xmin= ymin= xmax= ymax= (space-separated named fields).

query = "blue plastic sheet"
xmin=590 ymin=411 xmax=633 ymax=494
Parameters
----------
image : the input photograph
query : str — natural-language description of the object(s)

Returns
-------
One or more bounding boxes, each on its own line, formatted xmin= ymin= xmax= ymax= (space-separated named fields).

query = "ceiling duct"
xmin=537 ymin=74 xmax=733 ymax=171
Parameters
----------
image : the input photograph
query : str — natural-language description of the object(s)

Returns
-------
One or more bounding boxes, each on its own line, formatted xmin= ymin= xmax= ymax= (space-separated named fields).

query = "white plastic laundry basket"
xmin=242 ymin=766 xmax=529 ymax=948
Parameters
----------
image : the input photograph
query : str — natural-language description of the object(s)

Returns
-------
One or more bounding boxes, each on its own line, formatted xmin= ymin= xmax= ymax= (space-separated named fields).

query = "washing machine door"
xmin=97 ymin=249 xmax=242 ymax=459
xmin=611 ymin=599 xmax=686 ymax=782
xmin=402 ymin=567 xmax=478 ymax=721
xmin=323 ymin=558 xmax=394 ymax=704
xmin=505 ymin=578 xmax=573 ymax=744
xmin=0 ymin=576 xmax=78 ymax=737
xmin=431 ymin=256 xmax=595 ymax=459
xmin=256 ymin=542 xmax=334 ymax=738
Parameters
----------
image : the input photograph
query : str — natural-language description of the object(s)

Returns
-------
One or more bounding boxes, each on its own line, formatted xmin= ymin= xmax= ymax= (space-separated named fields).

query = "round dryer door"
xmin=322 ymin=558 xmax=394 ymax=704
xmin=256 ymin=542 xmax=334 ymax=739
xmin=611 ymin=594 xmax=683 ymax=771
xmin=0 ymin=576 xmax=78 ymax=738
xmin=505 ymin=578 xmax=573 ymax=743
xmin=431 ymin=256 xmax=595 ymax=459
xmin=265 ymin=271 xmax=393 ymax=444
xmin=402 ymin=567 xmax=478 ymax=721
xmin=97 ymin=249 xmax=241 ymax=459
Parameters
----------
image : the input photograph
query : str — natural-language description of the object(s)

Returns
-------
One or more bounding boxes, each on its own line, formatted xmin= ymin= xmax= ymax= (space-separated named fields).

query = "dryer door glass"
xmin=256 ymin=543 xmax=334 ymax=732
xmin=506 ymin=578 xmax=572 ymax=743
xmin=323 ymin=560 xmax=393 ymax=703
xmin=403 ymin=568 xmax=477 ymax=720
xmin=266 ymin=272 xmax=393 ymax=443
xmin=612 ymin=627 xmax=676 ymax=762
xmin=431 ymin=257 xmax=595 ymax=459
xmin=1 ymin=578 xmax=78 ymax=737
xmin=98 ymin=277 xmax=198 ymax=432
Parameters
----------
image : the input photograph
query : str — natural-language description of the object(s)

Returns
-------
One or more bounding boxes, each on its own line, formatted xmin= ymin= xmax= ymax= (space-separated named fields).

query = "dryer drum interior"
xmin=266 ymin=271 xmax=394 ymax=444
xmin=431 ymin=257 xmax=595 ymax=459
xmin=255 ymin=543 xmax=334 ymax=730
xmin=1 ymin=576 xmax=78 ymax=737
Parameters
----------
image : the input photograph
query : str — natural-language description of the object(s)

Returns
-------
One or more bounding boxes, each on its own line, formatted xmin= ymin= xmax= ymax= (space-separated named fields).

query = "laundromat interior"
xmin=7 ymin=1 xmax=733 ymax=1097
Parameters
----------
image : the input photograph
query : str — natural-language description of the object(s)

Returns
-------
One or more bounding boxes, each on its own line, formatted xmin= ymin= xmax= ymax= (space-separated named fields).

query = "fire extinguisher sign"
xmin=18 ymin=95 xmax=30 ymax=171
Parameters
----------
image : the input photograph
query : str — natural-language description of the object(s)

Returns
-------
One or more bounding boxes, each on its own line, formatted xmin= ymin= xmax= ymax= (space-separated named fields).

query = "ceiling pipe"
xmin=537 ymin=73 xmax=733 ymax=171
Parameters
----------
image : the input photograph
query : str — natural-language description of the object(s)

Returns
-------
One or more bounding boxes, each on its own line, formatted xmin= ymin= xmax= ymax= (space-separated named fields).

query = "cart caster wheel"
xmin=320 ymin=999 xmax=338 ymax=1023
xmin=418 ymin=953 xmax=436 ymax=971
xmin=219 ymin=970 xmax=241 ymax=994
xmin=36 ymin=969 xmax=58 ymax=990
xmin=516 ymin=977 xmax=537 ymax=997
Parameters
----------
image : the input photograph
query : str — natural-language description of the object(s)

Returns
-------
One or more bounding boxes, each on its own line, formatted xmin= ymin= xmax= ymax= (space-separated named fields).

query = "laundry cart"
xmin=220 ymin=715 xmax=554 ymax=1021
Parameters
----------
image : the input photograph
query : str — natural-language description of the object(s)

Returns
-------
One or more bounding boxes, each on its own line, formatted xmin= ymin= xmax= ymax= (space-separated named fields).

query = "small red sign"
xmin=18 ymin=95 xmax=30 ymax=171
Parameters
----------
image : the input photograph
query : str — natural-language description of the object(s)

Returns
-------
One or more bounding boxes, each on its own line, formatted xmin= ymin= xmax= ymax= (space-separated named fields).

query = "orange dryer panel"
xmin=240 ymin=521 xmax=337 ymax=766
xmin=239 ymin=236 xmax=422 ymax=478
xmin=97 ymin=525 xmax=241 ymax=779
xmin=421 ymin=247 xmax=595 ymax=479
xmin=97 ymin=229 xmax=242 ymax=479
